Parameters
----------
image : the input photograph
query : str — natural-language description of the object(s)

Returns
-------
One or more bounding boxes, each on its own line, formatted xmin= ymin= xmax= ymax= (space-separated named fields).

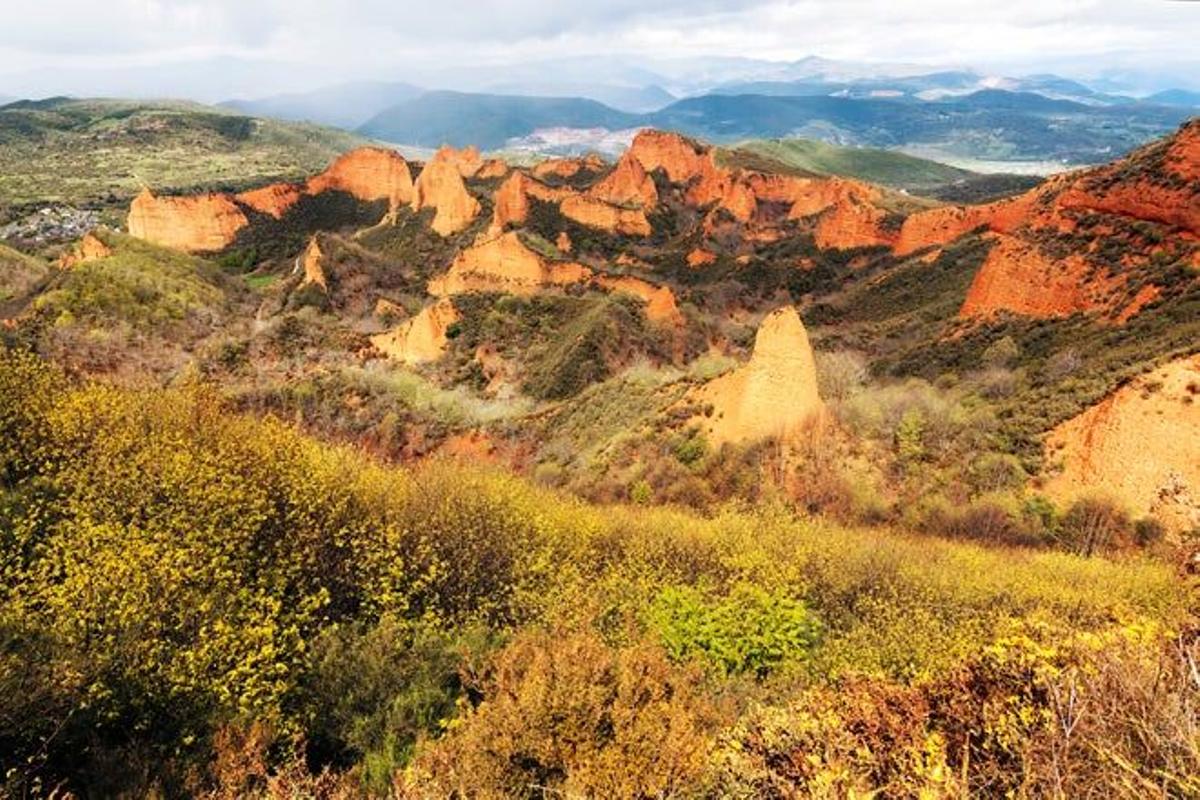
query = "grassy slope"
xmin=0 ymin=242 xmax=49 ymax=305
xmin=724 ymin=137 xmax=1045 ymax=201
xmin=0 ymin=98 xmax=369 ymax=207
xmin=726 ymin=137 xmax=972 ymax=189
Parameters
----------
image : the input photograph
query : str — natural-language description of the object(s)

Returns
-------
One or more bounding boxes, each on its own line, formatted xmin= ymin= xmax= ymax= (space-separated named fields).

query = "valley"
xmin=1 ymin=82 xmax=1198 ymax=798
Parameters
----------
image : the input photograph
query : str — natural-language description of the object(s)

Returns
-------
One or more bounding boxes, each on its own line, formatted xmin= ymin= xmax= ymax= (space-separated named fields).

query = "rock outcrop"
xmin=237 ymin=183 xmax=304 ymax=219
xmin=593 ymin=274 xmax=683 ymax=326
xmin=692 ymin=306 xmax=823 ymax=445
xmin=628 ymin=129 xmax=712 ymax=183
xmin=428 ymin=232 xmax=591 ymax=296
xmin=476 ymin=158 xmax=510 ymax=180
xmin=958 ymin=234 xmax=1107 ymax=319
xmin=588 ymin=152 xmax=658 ymax=209
xmin=490 ymin=172 xmax=571 ymax=234
xmin=560 ymin=195 xmax=652 ymax=237
xmin=297 ymin=236 xmax=328 ymax=290
xmin=57 ymin=231 xmax=113 ymax=268
xmin=370 ymin=297 xmax=460 ymax=364
xmin=127 ymin=188 xmax=249 ymax=253
xmin=306 ymin=146 xmax=415 ymax=208
xmin=412 ymin=149 xmax=481 ymax=236
xmin=129 ymin=147 xmax=417 ymax=252
xmin=686 ymin=248 xmax=717 ymax=267
xmin=1043 ymin=355 xmax=1200 ymax=532
xmin=533 ymin=154 xmax=606 ymax=180
xmin=431 ymin=145 xmax=484 ymax=178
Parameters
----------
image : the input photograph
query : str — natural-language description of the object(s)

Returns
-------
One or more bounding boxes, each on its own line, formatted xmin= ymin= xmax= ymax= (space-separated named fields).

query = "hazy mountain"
xmin=222 ymin=81 xmax=425 ymax=129
xmin=1146 ymin=89 xmax=1200 ymax=109
xmin=482 ymin=82 xmax=675 ymax=113
xmin=647 ymin=91 xmax=1188 ymax=163
xmin=358 ymin=91 xmax=640 ymax=149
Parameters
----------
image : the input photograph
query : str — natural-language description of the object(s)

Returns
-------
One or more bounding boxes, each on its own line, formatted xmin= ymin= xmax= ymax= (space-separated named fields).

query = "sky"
xmin=1 ymin=0 xmax=1198 ymax=100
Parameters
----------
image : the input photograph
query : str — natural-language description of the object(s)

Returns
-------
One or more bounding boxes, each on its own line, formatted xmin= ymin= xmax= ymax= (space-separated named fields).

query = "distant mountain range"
xmin=355 ymin=88 xmax=1191 ymax=166
xmin=221 ymin=81 xmax=424 ymax=129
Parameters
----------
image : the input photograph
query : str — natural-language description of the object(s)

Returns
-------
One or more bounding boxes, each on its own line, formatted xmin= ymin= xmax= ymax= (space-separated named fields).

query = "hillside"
xmin=359 ymin=90 xmax=641 ymax=149
xmin=0 ymin=97 xmax=369 ymax=209
xmin=722 ymin=136 xmax=1040 ymax=200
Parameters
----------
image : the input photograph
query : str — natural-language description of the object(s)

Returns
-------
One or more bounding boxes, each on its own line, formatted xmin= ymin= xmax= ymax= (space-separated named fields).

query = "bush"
xmin=648 ymin=583 xmax=821 ymax=678
xmin=1060 ymin=496 xmax=1133 ymax=556
xmin=398 ymin=631 xmax=722 ymax=799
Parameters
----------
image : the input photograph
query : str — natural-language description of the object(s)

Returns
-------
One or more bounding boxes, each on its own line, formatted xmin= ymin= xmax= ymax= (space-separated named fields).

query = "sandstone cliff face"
xmin=628 ymin=129 xmax=711 ymax=183
xmin=127 ymin=188 xmax=249 ymax=253
xmin=693 ymin=306 xmax=823 ymax=445
xmin=533 ymin=154 xmax=605 ymax=180
xmin=428 ymin=232 xmax=591 ymax=296
xmin=593 ymin=274 xmax=683 ymax=326
xmin=370 ymin=297 xmax=460 ymax=364
xmin=237 ymin=183 xmax=304 ymax=219
xmin=307 ymin=146 xmax=415 ymax=208
xmin=431 ymin=145 xmax=484 ymax=178
xmin=412 ymin=151 xmax=481 ymax=237
xmin=58 ymin=231 xmax=113 ymax=268
xmin=588 ymin=152 xmax=658 ymax=209
xmin=476 ymin=159 xmax=510 ymax=180
xmin=958 ymin=234 xmax=1108 ymax=319
xmin=560 ymin=195 xmax=652 ymax=237
xmin=1043 ymin=355 xmax=1200 ymax=532
xmin=490 ymin=172 xmax=571 ymax=234
xmin=129 ymin=147 xmax=417 ymax=252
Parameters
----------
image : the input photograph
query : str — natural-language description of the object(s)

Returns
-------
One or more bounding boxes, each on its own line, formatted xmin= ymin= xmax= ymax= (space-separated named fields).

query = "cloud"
xmin=0 ymin=0 xmax=1196 ymax=97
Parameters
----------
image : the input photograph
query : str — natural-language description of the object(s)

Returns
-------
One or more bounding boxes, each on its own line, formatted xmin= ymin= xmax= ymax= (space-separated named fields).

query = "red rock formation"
xmin=686 ymin=248 xmax=717 ymax=267
xmin=412 ymin=150 xmax=481 ymax=236
xmin=306 ymin=146 xmax=415 ymax=208
xmin=428 ymin=232 xmax=591 ymax=296
xmin=430 ymin=145 xmax=484 ymax=178
xmin=57 ymin=231 xmax=113 ymax=268
xmin=489 ymin=172 xmax=571 ymax=234
xmin=959 ymin=234 xmax=1107 ymax=319
xmin=127 ymin=188 xmax=249 ymax=253
xmin=692 ymin=306 xmax=823 ymax=445
xmin=593 ymin=274 xmax=683 ymax=325
xmin=628 ymin=129 xmax=711 ymax=183
xmin=237 ymin=183 xmax=304 ymax=218
xmin=476 ymin=159 xmax=509 ymax=179
xmin=533 ymin=154 xmax=605 ymax=180
xmin=370 ymin=297 xmax=460 ymax=364
xmin=1044 ymin=354 xmax=1200 ymax=532
xmin=298 ymin=236 xmax=327 ymax=290
xmin=559 ymin=195 xmax=651 ymax=237
xmin=588 ymin=152 xmax=658 ymax=209
xmin=129 ymin=147 xmax=417 ymax=252
xmin=556 ymin=231 xmax=573 ymax=253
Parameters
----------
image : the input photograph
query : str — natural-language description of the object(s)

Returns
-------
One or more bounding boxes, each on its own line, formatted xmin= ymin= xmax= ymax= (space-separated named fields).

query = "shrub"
xmin=648 ymin=583 xmax=821 ymax=677
xmin=398 ymin=631 xmax=722 ymax=799
xmin=1060 ymin=496 xmax=1133 ymax=556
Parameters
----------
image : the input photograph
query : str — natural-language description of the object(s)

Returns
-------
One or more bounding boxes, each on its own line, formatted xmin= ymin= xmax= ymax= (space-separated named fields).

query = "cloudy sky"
xmin=1 ymin=0 xmax=1197 ymax=100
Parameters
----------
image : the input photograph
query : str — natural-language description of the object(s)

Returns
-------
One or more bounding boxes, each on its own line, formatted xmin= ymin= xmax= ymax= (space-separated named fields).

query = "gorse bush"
xmin=648 ymin=583 xmax=821 ymax=677
xmin=0 ymin=347 xmax=1190 ymax=797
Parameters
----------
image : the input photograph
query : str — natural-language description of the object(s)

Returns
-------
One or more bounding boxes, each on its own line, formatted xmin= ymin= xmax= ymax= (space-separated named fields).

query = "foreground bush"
xmin=0 ymin=348 xmax=1191 ymax=797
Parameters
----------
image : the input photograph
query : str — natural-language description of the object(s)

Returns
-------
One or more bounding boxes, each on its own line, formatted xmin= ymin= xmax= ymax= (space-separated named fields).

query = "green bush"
xmin=648 ymin=583 xmax=821 ymax=677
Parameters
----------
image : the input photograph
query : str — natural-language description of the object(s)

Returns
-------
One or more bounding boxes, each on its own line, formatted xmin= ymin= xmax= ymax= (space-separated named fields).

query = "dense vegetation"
xmin=1 ymin=347 xmax=1194 ymax=797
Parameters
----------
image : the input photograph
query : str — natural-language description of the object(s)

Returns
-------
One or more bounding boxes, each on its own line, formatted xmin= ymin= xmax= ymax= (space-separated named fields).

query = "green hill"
xmin=358 ymin=90 xmax=641 ymax=149
xmin=0 ymin=97 xmax=369 ymax=208
xmin=723 ymin=137 xmax=1044 ymax=199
